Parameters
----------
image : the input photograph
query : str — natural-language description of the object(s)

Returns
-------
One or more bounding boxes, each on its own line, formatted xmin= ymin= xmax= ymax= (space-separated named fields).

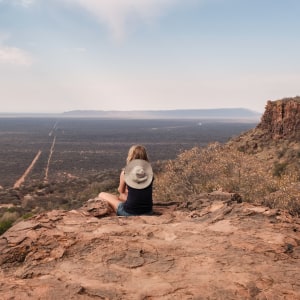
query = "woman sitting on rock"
xmin=99 ymin=144 xmax=153 ymax=216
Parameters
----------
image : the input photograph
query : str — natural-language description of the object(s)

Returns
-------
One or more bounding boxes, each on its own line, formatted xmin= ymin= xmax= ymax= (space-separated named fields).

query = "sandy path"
xmin=48 ymin=121 xmax=58 ymax=137
xmin=44 ymin=135 xmax=56 ymax=182
xmin=13 ymin=150 xmax=42 ymax=189
xmin=13 ymin=121 xmax=58 ymax=187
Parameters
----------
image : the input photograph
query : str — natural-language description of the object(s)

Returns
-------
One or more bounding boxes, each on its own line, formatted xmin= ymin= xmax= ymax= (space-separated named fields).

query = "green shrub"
xmin=0 ymin=219 xmax=14 ymax=235
xmin=22 ymin=212 xmax=34 ymax=220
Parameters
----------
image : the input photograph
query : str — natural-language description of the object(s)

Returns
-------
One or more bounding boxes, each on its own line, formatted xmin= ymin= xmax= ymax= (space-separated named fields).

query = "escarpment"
xmin=229 ymin=97 xmax=300 ymax=164
xmin=257 ymin=97 xmax=300 ymax=140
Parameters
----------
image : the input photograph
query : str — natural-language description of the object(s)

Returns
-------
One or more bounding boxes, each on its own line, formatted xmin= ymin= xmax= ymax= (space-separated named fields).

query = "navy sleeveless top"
xmin=123 ymin=181 xmax=153 ymax=215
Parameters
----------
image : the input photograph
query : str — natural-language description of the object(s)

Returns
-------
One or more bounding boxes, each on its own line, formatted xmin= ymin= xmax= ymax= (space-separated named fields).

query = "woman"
xmin=98 ymin=145 xmax=153 ymax=216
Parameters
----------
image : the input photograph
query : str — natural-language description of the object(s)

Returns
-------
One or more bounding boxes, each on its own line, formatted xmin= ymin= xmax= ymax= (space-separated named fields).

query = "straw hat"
xmin=124 ymin=159 xmax=153 ymax=189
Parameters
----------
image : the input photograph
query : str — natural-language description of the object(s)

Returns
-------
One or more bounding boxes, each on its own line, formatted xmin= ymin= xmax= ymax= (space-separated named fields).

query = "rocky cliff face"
xmin=257 ymin=97 xmax=300 ymax=140
xmin=229 ymin=97 xmax=300 ymax=168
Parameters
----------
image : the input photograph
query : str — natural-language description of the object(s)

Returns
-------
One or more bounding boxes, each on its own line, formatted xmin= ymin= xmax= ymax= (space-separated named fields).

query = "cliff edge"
xmin=1 ymin=195 xmax=300 ymax=299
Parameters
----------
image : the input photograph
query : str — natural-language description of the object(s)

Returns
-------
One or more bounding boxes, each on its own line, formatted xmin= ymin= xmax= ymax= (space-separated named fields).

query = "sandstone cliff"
xmin=257 ymin=97 xmax=300 ymax=140
xmin=228 ymin=97 xmax=300 ymax=178
xmin=1 ymin=195 xmax=300 ymax=299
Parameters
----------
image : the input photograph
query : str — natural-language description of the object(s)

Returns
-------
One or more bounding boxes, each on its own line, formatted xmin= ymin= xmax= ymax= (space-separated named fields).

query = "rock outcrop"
xmin=228 ymin=97 xmax=300 ymax=173
xmin=1 ymin=193 xmax=300 ymax=299
xmin=257 ymin=97 xmax=300 ymax=140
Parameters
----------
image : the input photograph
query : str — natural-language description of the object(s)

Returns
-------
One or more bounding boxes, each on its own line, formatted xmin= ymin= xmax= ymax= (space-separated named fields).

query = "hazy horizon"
xmin=0 ymin=107 xmax=261 ymax=116
xmin=1 ymin=0 xmax=299 ymax=113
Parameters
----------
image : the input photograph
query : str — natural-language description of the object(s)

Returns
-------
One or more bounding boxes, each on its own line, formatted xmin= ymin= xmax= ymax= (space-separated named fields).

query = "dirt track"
xmin=44 ymin=135 xmax=56 ymax=181
xmin=13 ymin=150 xmax=42 ymax=189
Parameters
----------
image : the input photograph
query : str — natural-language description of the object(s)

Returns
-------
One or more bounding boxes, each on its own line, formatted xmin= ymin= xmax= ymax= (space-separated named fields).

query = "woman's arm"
xmin=118 ymin=170 xmax=127 ymax=201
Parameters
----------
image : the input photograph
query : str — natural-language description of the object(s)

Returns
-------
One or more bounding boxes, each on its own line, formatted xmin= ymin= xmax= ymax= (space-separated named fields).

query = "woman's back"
xmin=124 ymin=182 xmax=153 ymax=215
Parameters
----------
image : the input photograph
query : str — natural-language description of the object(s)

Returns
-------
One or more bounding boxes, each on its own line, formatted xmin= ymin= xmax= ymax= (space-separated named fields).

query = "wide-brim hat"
xmin=124 ymin=159 xmax=153 ymax=189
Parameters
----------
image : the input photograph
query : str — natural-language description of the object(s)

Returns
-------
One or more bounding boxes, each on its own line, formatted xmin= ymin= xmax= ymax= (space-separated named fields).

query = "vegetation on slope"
xmin=154 ymin=140 xmax=300 ymax=215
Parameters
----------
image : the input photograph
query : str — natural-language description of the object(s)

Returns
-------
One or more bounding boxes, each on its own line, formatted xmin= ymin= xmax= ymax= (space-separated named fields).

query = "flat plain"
xmin=0 ymin=118 xmax=257 ymax=188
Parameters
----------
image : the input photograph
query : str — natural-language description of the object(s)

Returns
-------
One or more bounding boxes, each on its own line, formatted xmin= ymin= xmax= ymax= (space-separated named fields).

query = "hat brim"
xmin=124 ymin=159 xmax=153 ymax=189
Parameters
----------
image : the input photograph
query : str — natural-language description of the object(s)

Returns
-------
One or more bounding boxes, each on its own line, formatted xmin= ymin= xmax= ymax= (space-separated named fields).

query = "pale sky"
xmin=0 ymin=0 xmax=299 ymax=113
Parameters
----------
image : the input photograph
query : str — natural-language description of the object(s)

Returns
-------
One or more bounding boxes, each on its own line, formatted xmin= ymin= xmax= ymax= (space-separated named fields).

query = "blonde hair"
xmin=126 ymin=145 xmax=149 ymax=164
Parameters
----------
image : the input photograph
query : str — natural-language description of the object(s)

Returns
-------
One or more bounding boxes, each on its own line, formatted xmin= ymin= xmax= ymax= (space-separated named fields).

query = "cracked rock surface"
xmin=1 ymin=193 xmax=300 ymax=299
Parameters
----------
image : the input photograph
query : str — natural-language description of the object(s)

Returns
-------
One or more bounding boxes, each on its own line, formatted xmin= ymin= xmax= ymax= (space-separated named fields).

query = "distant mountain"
xmin=63 ymin=108 xmax=261 ymax=120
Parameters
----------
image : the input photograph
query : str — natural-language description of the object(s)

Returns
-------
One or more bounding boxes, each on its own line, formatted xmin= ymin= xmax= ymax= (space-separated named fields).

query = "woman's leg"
xmin=98 ymin=192 xmax=121 ymax=212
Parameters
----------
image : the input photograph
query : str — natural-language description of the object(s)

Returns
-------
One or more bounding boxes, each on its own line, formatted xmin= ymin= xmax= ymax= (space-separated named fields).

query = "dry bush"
xmin=263 ymin=181 xmax=300 ymax=215
xmin=154 ymin=143 xmax=299 ymax=214
xmin=0 ymin=211 xmax=19 ymax=223
xmin=0 ymin=211 xmax=20 ymax=235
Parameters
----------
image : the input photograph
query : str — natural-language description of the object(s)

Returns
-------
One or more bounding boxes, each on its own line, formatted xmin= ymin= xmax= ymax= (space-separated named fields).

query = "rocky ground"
xmin=1 ymin=192 xmax=300 ymax=299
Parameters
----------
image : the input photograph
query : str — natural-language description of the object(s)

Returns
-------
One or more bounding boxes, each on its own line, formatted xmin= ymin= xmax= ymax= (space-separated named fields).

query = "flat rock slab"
xmin=0 ymin=195 xmax=300 ymax=299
